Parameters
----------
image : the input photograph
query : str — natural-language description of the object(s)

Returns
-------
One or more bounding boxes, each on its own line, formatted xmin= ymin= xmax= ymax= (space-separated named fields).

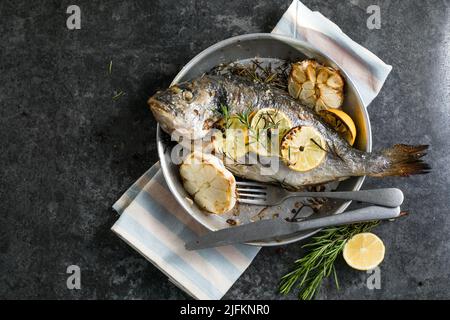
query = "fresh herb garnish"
xmin=219 ymin=103 xmax=229 ymax=117
xmin=235 ymin=106 xmax=253 ymax=129
xmin=310 ymin=138 xmax=326 ymax=152
xmin=279 ymin=221 xmax=379 ymax=300
xmin=219 ymin=104 xmax=231 ymax=128
xmin=310 ymin=138 xmax=344 ymax=162
xmin=212 ymin=59 xmax=289 ymax=90
xmin=221 ymin=149 xmax=253 ymax=166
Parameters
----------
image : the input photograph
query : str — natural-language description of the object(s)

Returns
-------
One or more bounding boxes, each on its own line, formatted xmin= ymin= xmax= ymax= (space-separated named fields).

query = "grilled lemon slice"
xmin=180 ymin=152 xmax=236 ymax=214
xmin=280 ymin=126 xmax=327 ymax=172
xmin=248 ymin=108 xmax=292 ymax=157
xmin=343 ymin=233 xmax=385 ymax=271
xmin=212 ymin=116 xmax=249 ymax=160
xmin=318 ymin=109 xmax=357 ymax=146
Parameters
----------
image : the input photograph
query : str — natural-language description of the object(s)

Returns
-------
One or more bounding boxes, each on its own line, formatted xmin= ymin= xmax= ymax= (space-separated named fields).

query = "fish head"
xmin=148 ymin=77 xmax=220 ymax=140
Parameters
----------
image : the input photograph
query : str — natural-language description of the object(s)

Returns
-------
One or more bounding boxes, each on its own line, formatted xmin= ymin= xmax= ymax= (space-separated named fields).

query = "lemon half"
xmin=343 ymin=232 xmax=385 ymax=271
xmin=280 ymin=126 xmax=327 ymax=172
xmin=318 ymin=109 xmax=357 ymax=146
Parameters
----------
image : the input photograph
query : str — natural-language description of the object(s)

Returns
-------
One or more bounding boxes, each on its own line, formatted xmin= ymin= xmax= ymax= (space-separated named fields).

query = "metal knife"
xmin=185 ymin=205 xmax=401 ymax=250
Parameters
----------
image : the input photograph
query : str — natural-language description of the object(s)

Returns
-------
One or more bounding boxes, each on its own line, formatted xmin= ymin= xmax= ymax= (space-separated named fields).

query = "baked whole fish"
xmin=148 ymin=74 xmax=429 ymax=188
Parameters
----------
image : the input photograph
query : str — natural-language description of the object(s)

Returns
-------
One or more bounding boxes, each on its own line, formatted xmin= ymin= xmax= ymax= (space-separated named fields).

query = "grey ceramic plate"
xmin=156 ymin=33 xmax=372 ymax=246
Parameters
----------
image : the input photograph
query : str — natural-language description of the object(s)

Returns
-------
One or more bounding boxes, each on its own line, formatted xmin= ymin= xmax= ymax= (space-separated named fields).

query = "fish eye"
xmin=183 ymin=90 xmax=193 ymax=101
xmin=170 ymin=86 xmax=182 ymax=94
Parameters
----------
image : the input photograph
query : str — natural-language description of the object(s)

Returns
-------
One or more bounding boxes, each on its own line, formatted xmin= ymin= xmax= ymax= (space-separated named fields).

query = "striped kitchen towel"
xmin=112 ymin=0 xmax=393 ymax=300
xmin=112 ymin=162 xmax=260 ymax=300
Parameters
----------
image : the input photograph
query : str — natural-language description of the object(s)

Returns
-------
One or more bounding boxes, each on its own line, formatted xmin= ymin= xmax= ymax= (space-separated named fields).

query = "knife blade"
xmin=185 ymin=205 xmax=401 ymax=250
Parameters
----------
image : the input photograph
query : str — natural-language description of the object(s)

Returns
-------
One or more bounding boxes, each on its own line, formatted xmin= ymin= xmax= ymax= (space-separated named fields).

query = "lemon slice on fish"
xmin=212 ymin=116 xmax=249 ymax=160
xmin=343 ymin=233 xmax=385 ymax=271
xmin=280 ymin=126 xmax=327 ymax=172
xmin=319 ymin=109 xmax=357 ymax=146
xmin=248 ymin=108 xmax=292 ymax=157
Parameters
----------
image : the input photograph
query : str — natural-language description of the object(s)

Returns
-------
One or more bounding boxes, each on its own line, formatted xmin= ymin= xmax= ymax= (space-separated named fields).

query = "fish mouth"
xmin=148 ymin=96 xmax=176 ymax=133
xmin=148 ymin=95 xmax=167 ymax=113
xmin=148 ymin=96 xmax=196 ymax=139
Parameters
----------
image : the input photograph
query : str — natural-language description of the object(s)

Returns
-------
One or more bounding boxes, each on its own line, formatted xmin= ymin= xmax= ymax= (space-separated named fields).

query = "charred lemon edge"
xmin=318 ymin=109 xmax=357 ymax=146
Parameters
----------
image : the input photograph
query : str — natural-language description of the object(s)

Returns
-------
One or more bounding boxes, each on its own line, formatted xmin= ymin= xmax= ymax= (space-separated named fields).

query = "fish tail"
xmin=370 ymin=144 xmax=430 ymax=177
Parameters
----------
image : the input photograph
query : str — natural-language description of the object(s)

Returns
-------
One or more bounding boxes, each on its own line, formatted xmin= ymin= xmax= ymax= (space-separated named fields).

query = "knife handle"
xmin=291 ymin=205 xmax=401 ymax=233
xmin=286 ymin=188 xmax=404 ymax=208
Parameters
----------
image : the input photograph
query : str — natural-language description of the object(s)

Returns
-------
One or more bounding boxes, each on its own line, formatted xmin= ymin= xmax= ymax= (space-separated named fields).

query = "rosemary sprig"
xmin=219 ymin=104 xmax=231 ymax=128
xmin=213 ymin=59 xmax=289 ymax=90
xmin=220 ymin=149 xmax=253 ymax=167
xmin=219 ymin=103 xmax=229 ymax=117
xmin=112 ymin=90 xmax=125 ymax=100
xmin=279 ymin=221 xmax=379 ymax=300
xmin=310 ymin=138 xmax=344 ymax=162
xmin=235 ymin=106 xmax=253 ymax=129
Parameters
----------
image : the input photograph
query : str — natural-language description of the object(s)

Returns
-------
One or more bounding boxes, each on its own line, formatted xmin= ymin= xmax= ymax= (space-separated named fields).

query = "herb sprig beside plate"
xmin=279 ymin=221 xmax=379 ymax=300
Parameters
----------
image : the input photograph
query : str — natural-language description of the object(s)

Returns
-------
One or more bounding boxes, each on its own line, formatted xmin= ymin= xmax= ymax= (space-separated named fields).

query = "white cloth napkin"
xmin=273 ymin=0 xmax=392 ymax=106
xmin=111 ymin=0 xmax=392 ymax=300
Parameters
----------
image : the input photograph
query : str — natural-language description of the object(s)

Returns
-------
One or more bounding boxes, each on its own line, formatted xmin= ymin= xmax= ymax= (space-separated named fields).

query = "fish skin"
xmin=148 ymin=74 xmax=429 ymax=188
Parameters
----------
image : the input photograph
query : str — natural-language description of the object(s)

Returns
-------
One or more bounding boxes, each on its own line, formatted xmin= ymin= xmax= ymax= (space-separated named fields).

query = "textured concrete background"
xmin=0 ymin=0 xmax=449 ymax=299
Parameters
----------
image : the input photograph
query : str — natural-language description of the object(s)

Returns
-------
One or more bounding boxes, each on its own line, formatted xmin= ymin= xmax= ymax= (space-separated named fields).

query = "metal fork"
xmin=236 ymin=181 xmax=404 ymax=208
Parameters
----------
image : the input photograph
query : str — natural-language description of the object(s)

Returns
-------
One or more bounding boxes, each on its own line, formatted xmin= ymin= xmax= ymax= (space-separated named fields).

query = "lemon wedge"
xmin=280 ymin=126 xmax=327 ymax=172
xmin=212 ymin=116 xmax=249 ymax=160
xmin=343 ymin=232 xmax=385 ymax=271
xmin=248 ymin=108 xmax=292 ymax=157
xmin=319 ymin=109 xmax=357 ymax=146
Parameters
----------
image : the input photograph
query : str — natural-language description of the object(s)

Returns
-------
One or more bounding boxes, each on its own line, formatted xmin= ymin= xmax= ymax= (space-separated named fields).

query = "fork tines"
xmin=236 ymin=181 xmax=268 ymax=203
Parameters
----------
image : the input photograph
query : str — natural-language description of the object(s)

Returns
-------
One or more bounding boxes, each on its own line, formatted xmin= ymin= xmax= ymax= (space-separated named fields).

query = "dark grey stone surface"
xmin=0 ymin=0 xmax=448 ymax=299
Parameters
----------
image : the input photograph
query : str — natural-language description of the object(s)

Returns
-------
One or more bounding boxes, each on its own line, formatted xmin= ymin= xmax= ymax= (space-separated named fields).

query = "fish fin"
xmin=372 ymin=144 xmax=430 ymax=177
